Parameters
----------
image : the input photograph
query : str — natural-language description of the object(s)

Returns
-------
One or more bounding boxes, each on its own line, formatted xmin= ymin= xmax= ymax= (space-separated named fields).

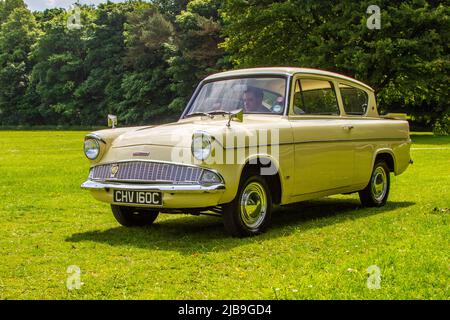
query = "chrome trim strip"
xmin=291 ymin=137 xmax=409 ymax=144
xmin=85 ymin=133 xmax=106 ymax=144
xmin=222 ymin=137 xmax=409 ymax=149
xmin=81 ymin=180 xmax=225 ymax=193
xmin=283 ymin=74 xmax=293 ymax=117
xmin=112 ymin=143 xmax=179 ymax=148
xmin=91 ymin=159 xmax=202 ymax=170
xmin=95 ymin=179 xmax=197 ymax=184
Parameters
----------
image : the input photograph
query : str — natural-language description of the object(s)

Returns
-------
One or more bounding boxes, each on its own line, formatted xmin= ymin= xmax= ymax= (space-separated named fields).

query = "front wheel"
xmin=222 ymin=175 xmax=272 ymax=237
xmin=359 ymin=160 xmax=390 ymax=207
xmin=111 ymin=205 xmax=159 ymax=227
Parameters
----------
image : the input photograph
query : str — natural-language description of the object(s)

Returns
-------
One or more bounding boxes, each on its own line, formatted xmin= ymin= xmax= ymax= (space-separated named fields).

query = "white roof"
xmin=205 ymin=67 xmax=374 ymax=92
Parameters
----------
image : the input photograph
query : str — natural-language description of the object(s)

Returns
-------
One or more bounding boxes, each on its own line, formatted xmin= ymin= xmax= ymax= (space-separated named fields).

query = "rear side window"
xmin=339 ymin=84 xmax=369 ymax=115
xmin=293 ymin=79 xmax=339 ymax=115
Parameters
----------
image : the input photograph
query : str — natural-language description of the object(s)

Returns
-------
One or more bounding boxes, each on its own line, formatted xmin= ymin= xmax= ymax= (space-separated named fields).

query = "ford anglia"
xmin=81 ymin=67 xmax=412 ymax=237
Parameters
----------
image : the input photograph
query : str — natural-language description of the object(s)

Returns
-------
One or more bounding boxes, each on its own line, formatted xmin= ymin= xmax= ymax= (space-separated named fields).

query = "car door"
xmin=289 ymin=76 xmax=355 ymax=196
xmin=337 ymin=82 xmax=377 ymax=185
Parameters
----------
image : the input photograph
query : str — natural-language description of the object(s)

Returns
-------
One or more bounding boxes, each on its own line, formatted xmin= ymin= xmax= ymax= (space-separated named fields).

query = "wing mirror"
xmin=226 ymin=109 xmax=244 ymax=127
xmin=108 ymin=114 xmax=117 ymax=128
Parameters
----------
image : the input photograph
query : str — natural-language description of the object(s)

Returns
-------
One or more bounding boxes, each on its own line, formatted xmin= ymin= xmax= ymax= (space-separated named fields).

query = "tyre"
xmin=359 ymin=160 xmax=390 ymax=207
xmin=111 ymin=205 xmax=159 ymax=227
xmin=223 ymin=175 xmax=272 ymax=237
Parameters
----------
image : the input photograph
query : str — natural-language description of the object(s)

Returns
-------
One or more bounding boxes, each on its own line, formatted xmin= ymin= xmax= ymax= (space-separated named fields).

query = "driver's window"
xmin=293 ymin=78 xmax=339 ymax=115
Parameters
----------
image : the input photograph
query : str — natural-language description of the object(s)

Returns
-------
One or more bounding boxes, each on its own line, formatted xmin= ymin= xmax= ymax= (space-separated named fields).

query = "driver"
xmin=243 ymin=87 xmax=268 ymax=113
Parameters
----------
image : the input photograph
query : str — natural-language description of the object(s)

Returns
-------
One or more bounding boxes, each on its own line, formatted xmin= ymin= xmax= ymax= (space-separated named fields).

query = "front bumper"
xmin=81 ymin=180 xmax=226 ymax=209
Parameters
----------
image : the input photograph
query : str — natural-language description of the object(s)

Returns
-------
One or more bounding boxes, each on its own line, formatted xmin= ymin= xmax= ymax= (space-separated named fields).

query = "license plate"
xmin=113 ymin=190 xmax=163 ymax=206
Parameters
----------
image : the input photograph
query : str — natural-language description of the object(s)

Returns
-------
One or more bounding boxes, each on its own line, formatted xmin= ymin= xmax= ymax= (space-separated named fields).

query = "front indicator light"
xmin=200 ymin=170 xmax=222 ymax=184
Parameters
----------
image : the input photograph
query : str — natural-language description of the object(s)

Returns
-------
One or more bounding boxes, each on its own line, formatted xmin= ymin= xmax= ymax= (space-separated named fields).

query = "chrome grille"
xmin=89 ymin=161 xmax=204 ymax=184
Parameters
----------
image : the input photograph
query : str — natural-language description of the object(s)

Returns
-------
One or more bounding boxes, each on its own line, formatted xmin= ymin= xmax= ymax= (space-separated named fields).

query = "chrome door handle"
xmin=342 ymin=125 xmax=354 ymax=130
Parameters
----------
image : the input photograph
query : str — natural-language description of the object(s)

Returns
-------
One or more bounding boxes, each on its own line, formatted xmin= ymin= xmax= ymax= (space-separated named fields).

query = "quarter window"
xmin=293 ymin=79 xmax=339 ymax=115
xmin=339 ymin=84 xmax=369 ymax=115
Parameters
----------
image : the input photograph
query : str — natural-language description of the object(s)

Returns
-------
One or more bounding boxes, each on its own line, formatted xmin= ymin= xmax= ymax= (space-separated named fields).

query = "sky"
xmin=24 ymin=0 xmax=139 ymax=11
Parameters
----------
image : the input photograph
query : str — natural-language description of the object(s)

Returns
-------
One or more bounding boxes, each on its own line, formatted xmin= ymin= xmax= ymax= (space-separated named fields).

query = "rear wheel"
xmin=359 ymin=160 xmax=390 ymax=207
xmin=111 ymin=205 xmax=159 ymax=227
xmin=223 ymin=175 xmax=272 ymax=237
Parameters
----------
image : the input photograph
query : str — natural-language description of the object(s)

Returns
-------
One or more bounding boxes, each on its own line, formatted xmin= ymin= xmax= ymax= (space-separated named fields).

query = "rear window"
xmin=339 ymin=84 xmax=369 ymax=115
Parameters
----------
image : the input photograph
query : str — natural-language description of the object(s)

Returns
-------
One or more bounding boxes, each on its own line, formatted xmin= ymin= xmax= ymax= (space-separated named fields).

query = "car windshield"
xmin=186 ymin=77 xmax=287 ymax=116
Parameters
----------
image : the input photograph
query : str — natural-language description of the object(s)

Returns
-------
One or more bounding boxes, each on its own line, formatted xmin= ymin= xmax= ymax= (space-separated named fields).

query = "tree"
xmin=0 ymin=5 xmax=39 ymax=124
xmin=28 ymin=7 xmax=93 ymax=125
xmin=75 ymin=1 xmax=138 ymax=125
xmin=167 ymin=0 xmax=228 ymax=113
xmin=120 ymin=4 xmax=175 ymax=123
xmin=154 ymin=0 xmax=190 ymax=21
xmin=0 ymin=0 xmax=25 ymax=23
xmin=221 ymin=0 xmax=449 ymax=127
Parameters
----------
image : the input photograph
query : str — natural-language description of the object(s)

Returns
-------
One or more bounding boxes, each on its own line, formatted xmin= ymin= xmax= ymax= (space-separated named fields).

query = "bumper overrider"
xmin=81 ymin=160 xmax=226 ymax=209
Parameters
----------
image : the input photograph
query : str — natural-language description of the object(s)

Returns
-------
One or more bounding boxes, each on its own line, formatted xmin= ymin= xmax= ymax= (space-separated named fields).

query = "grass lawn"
xmin=0 ymin=131 xmax=448 ymax=300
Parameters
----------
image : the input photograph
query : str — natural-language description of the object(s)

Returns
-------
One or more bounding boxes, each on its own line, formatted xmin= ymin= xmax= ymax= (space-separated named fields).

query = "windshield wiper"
xmin=186 ymin=109 xmax=242 ymax=119
xmin=207 ymin=110 xmax=233 ymax=116
xmin=185 ymin=112 xmax=214 ymax=119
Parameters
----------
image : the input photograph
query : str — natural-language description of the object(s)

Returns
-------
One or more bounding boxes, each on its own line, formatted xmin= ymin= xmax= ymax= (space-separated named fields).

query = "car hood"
xmin=111 ymin=115 xmax=287 ymax=149
xmin=111 ymin=120 xmax=225 ymax=148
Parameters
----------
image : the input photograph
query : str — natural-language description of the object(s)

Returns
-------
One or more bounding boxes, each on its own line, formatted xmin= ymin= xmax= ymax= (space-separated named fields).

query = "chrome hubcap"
xmin=371 ymin=166 xmax=387 ymax=202
xmin=240 ymin=182 xmax=267 ymax=229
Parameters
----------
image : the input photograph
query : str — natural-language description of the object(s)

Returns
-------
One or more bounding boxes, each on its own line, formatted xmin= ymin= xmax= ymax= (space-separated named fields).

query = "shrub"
xmin=433 ymin=114 xmax=450 ymax=136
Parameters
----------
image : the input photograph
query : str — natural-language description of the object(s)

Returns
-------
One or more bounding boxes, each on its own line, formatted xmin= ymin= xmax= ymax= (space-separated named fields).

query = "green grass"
xmin=0 ymin=131 xmax=449 ymax=300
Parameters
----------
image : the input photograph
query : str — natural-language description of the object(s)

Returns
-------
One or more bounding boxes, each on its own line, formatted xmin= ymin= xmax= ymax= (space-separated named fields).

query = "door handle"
xmin=342 ymin=125 xmax=354 ymax=131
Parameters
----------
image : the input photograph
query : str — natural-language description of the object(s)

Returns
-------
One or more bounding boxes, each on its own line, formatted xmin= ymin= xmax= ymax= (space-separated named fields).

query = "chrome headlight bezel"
xmin=191 ymin=131 xmax=212 ymax=161
xmin=84 ymin=138 xmax=100 ymax=160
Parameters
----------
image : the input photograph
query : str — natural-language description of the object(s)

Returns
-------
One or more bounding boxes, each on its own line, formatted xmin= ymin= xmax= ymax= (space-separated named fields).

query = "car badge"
xmin=110 ymin=164 xmax=119 ymax=177
xmin=133 ymin=152 xmax=150 ymax=157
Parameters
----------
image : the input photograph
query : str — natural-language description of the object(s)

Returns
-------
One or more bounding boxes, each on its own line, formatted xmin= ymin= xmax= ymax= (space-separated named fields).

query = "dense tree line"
xmin=0 ymin=0 xmax=448 ymax=132
xmin=0 ymin=0 xmax=226 ymax=126
xmin=222 ymin=0 xmax=449 ymax=133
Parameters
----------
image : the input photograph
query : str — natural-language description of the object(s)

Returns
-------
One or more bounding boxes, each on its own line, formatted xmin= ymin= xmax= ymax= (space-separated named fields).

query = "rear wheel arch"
xmin=373 ymin=150 xmax=396 ymax=174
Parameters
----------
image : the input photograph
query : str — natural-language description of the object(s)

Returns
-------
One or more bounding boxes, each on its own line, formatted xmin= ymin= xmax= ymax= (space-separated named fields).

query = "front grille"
xmin=89 ymin=161 xmax=204 ymax=184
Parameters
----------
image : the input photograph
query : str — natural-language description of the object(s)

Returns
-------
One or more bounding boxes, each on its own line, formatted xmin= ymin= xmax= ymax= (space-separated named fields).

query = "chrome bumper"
xmin=81 ymin=180 xmax=225 ymax=193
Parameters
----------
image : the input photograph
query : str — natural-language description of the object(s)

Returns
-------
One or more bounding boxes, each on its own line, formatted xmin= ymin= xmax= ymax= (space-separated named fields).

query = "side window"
xmin=293 ymin=79 xmax=339 ymax=115
xmin=339 ymin=84 xmax=368 ymax=115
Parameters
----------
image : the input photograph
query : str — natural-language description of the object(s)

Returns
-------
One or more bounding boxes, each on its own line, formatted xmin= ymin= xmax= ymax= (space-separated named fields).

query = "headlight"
xmin=84 ymin=139 xmax=100 ymax=160
xmin=191 ymin=132 xmax=212 ymax=161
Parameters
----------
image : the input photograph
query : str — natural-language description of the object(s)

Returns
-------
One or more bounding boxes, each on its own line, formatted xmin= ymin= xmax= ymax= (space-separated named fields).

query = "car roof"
xmin=204 ymin=67 xmax=374 ymax=92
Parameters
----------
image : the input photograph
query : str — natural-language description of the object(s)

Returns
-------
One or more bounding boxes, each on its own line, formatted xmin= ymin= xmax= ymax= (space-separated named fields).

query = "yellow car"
xmin=81 ymin=67 xmax=412 ymax=237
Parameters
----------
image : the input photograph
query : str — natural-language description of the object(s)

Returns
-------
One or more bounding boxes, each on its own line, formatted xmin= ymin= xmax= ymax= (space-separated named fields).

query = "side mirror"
xmin=108 ymin=114 xmax=117 ymax=128
xmin=226 ymin=109 xmax=244 ymax=127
